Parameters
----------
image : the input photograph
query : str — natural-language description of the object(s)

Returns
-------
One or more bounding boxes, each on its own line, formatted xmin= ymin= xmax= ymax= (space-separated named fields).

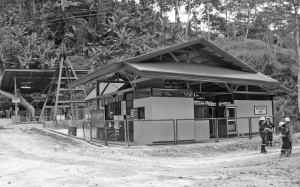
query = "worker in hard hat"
xmin=266 ymin=117 xmax=275 ymax=147
xmin=284 ymin=117 xmax=293 ymax=154
xmin=259 ymin=117 xmax=269 ymax=154
xmin=279 ymin=121 xmax=291 ymax=157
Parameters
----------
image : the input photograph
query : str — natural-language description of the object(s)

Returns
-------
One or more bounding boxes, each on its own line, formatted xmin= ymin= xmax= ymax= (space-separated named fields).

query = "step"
xmin=20 ymin=116 xmax=29 ymax=124
xmin=57 ymin=100 xmax=86 ymax=103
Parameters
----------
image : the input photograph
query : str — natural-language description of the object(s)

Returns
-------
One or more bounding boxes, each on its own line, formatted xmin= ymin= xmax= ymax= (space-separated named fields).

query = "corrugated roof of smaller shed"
xmin=0 ymin=69 xmax=55 ymax=94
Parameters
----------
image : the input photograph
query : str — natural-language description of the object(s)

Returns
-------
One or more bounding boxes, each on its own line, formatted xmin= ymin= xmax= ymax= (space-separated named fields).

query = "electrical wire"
xmin=17 ymin=2 xmax=154 ymax=26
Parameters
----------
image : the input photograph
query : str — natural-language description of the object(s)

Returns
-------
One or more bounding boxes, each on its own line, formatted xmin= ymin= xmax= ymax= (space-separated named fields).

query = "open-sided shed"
xmin=68 ymin=38 xmax=290 ymax=145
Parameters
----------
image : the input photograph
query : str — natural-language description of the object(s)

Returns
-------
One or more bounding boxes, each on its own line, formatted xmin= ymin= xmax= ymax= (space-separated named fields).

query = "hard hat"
xmin=284 ymin=117 xmax=290 ymax=122
xmin=259 ymin=117 xmax=265 ymax=121
xmin=110 ymin=112 xmax=113 ymax=114
xmin=266 ymin=116 xmax=271 ymax=119
xmin=279 ymin=122 xmax=285 ymax=127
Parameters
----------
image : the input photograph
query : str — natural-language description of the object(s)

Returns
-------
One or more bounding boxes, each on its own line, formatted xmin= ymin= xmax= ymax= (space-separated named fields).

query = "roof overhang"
xmin=0 ymin=69 xmax=55 ymax=94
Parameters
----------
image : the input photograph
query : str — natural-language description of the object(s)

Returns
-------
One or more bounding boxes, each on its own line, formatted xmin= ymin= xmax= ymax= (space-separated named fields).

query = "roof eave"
xmin=68 ymin=62 xmax=124 ymax=88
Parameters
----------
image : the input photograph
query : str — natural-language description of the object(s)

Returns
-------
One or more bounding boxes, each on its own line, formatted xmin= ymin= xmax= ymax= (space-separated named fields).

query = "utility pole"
xmin=175 ymin=0 xmax=179 ymax=23
xmin=206 ymin=0 xmax=210 ymax=41
xmin=186 ymin=0 xmax=191 ymax=37
xmin=61 ymin=0 xmax=65 ymax=12
xmin=32 ymin=0 xmax=36 ymax=15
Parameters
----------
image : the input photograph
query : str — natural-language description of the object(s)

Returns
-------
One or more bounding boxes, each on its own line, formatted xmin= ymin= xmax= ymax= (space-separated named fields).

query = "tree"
xmin=270 ymin=0 xmax=300 ymax=116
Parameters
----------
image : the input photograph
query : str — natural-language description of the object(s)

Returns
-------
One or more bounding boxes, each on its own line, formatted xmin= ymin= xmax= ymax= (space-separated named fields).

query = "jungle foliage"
xmin=0 ymin=0 xmax=299 ymax=117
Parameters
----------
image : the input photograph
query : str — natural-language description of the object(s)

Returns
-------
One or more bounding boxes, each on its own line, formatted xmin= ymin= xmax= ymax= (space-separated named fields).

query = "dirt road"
xmin=0 ymin=129 xmax=299 ymax=187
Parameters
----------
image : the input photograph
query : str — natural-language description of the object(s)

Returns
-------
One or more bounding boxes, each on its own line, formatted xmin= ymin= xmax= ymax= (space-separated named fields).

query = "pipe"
xmin=0 ymin=90 xmax=35 ymax=119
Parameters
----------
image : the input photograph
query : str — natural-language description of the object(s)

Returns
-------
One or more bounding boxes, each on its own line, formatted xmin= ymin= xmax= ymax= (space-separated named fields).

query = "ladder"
xmin=65 ymin=62 xmax=78 ymax=120
xmin=38 ymin=56 xmax=87 ymax=123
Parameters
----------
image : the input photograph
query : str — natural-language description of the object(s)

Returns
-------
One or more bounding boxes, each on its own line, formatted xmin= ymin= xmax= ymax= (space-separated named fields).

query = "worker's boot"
xmin=261 ymin=145 xmax=266 ymax=154
xmin=286 ymin=149 xmax=291 ymax=157
xmin=280 ymin=150 xmax=285 ymax=157
xmin=263 ymin=145 xmax=268 ymax=153
xmin=261 ymin=145 xmax=264 ymax=153
xmin=270 ymin=141 xmax=273 ymax=147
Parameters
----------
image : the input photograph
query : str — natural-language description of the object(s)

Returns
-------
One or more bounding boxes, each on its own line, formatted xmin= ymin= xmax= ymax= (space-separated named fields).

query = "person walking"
xmin=279 ymin=121 xmax=291 ymax=157
xmin=259 ymin=117 xmax=269 ymax=154
xmin=284 ymin=117 xmax=293 ymax=154
xmin=266 ymin=117 xmax=275 ymax=147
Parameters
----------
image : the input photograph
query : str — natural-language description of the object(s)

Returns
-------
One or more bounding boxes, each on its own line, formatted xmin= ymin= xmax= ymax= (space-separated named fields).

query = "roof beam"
xmin=125 ymin=71 xmax=134 ymax=88
xmin=173 ymin=49 xmax=192 ymax=53
xmin=234 ymin=86 xmax=240 ymax=92
xmin=130 ymin=78 xmax=153 ymax=84
xmin=188 ymin=46 xmax=217 ymax=63
xmin=169 ymin=52 xmax=180 ymax=62
xmin=101 ymin=83 xmax=110 ymax=95
xmin=258 ymin=86 xmax=277 ymax=95
xmin=234 ymin=91 xmax=274 ymax=95
xmin=4 ymin=69 xmax=55 ymax=73
xmin=98 ymin=80 xmax=129 ymax=83
xmin=224 ymin=83 xmax=232 ymax=93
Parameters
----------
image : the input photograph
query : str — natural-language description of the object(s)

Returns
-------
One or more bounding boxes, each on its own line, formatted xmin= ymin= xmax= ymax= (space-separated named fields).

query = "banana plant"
xmin=18 ymin=43 xmax=35 ymax=69
xmin=35 ymin=40 xmax=56 ymax=68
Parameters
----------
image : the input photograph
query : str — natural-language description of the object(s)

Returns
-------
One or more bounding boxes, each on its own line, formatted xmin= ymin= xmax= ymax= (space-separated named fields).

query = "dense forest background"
xmin=0 ymin=0 xmax=299 ymax=117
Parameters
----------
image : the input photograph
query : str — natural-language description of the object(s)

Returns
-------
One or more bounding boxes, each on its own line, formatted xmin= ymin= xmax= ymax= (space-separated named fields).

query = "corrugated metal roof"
xmin=126 ymin=62 xmax=279 ymax=86
xmin=0 ymin=69 xmax=55 ymax=94
xmin=68 ymin=38 xmax=259 ymax=88
xmin=124 ymin=38 xmax=258 ymax=73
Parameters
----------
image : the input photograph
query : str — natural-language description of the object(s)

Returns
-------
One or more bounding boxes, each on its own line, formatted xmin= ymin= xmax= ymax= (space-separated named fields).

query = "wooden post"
xmin=246 ymin=85 xmax=249 ymax=100
xmin=199 ymin=83 xmax=202 ymax=92
xmin=271 ymin=95 xmax=274 ymax=117
xmin=96 ymin=80 xmax=100 ymax=110
xmin=230 ymin=84 xmax=234 ymax=104
xmin=53 ymin=58 xmax=64 ymax=121
xmin=14 ymin=76 xmax=18 ymax=116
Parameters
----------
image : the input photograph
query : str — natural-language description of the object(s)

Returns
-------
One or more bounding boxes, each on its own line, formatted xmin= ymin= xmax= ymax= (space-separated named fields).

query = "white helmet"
xmin=279 ymin=122 xmax=285 ymax=127
xmin=259 ymin=117 xmax=265 ymax=121
xmin=284 ymin=117 xmax=290 ymax=122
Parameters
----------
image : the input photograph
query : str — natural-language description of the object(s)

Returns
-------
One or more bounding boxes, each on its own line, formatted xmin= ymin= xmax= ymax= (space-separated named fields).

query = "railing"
xmin=43 ymin=114 xmax=298 ymax=147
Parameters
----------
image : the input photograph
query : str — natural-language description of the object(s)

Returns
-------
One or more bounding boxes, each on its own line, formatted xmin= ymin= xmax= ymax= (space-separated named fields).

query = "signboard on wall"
xmin=254 ymin=106 xmax=267 ymax=115
xmin=12 ymin=98 xmax=20 ymax=103
xmin=130 ymin=108 xmax=138 ymax=119
xmin=121 ymin=101 xmax=126 ymax=115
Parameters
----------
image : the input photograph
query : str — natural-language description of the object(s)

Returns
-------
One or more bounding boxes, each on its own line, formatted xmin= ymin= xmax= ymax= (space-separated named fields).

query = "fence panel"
xmin=176 ymin=119 xmax=195 ymax=142
xmin=194 ymin=118 xmax=215 ymax=141
xmin=127 ymin=119 xmax=175 ymax=145
xmin=92 ymin=120 xmax=127 ymax=146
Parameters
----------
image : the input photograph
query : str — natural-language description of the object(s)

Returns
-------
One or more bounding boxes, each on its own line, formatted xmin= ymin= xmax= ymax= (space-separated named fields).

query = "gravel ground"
xmin=0 ymin=128 xmax=299 ymax=187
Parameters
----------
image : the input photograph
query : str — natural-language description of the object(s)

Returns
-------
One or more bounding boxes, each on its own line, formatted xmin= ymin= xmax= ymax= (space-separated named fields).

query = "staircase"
xmin=20 ymin=116 xmax=29 ymax=124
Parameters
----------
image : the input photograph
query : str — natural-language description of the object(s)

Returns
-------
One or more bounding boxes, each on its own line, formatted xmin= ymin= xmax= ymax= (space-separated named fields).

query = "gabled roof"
xmin=124 ymin=38 xmax=258 ymax=73
xmin=69 ymin=38 xmax=260 ymax=88
xmin=67 ymin=38 xmax=290 ymax=95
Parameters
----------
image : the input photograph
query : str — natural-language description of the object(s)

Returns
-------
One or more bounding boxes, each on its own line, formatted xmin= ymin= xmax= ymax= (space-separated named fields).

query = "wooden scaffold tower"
xmin=38 ymin=51 xmax=87 ymax=123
